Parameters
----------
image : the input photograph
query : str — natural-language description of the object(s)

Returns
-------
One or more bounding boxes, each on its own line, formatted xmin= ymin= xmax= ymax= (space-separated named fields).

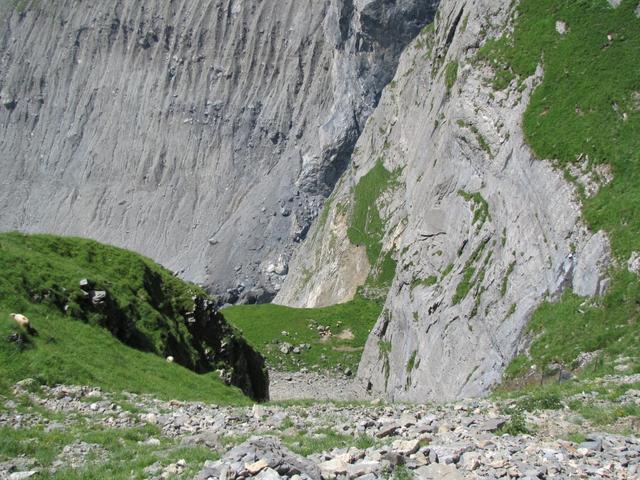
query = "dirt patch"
xmin=336 ymin=328 xmax=355 ymax=340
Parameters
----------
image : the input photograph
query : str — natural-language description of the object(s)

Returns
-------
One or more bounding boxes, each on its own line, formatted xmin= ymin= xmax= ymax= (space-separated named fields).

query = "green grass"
xmin=495 ymin=373 xmax=640 ymax=429
xmin=0 ymin=232 xmax=253 ymax=404
xmin=410 ymin=275 xmax=437 ymax=291
xmin=505 ymin=270 xmax=640 ymax=378
xmin=281 ymin=428 xmax=377 ymax=456
xmin=479 ymin=0 xmax=640 ymax=257
xmin=566 ymin=432 xmax=587 ymax=444
xmin=390 ymin=465 xmax=414 ymax=480
xmin=347 ymin=159 xmax=401 ymax=292
xmin=406 ymin=350 xmax=418 ymax=374
xmin=223 ymin=296 xmax=383 ymax=372
xmin=500 ymin=261 xmax=516 ymax=297
xmin=456 ymin=121 xmax=493 ymax=157
xmin=458 ymin=190 xmax=491 ymax=230
xmin=415 ymin=23 xmax=435 ymax=51
xmin=452 ymin=239 xmax=489 ymax=305
xmin=0 ymin=311 xmax=248 ymax=403
xmin=478 ymin=1 xmax=640 ymax=385
xmin=0 ymin=416 xmax=218 ymax=480
xmin=444 ymin=61 xmax=459 ymax=92
xmin=568 ymin=400 xmax=640 ymax=427
xmin=496 ymin=408 xmax=530 ymax=436
xmin=441 ymin=263 xmax=454 ymax=278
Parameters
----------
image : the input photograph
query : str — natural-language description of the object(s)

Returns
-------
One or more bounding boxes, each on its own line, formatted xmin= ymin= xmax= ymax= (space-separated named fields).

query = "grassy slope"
xmin=0 ymin=233 xmax=248 ymax=404
xmin=224 ymin=297 xmax=382 ymax=372
xmin=479 ymin=0 xmax=640 ymax=378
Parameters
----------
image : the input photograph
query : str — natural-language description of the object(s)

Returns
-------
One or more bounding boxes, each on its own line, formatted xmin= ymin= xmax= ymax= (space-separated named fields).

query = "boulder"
xmin=195 ymin=436 xmax=321 ymax=480
xmin=414 ymin=464 xmax=465 ymax=480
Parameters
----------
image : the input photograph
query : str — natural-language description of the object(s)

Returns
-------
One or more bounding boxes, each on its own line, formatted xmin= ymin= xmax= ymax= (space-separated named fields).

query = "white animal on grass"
xmin=10 ymin=313 xmax=38 ymax=336
xmin=166 ymin=356 xmax=174 ymax=363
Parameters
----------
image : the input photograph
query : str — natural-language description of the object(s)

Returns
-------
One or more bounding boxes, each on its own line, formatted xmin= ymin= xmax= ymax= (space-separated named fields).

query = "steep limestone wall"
xmin=0 ymin=0 xmax=437 ymax=300
xmin=278 ymin=0 xmax=612 ymax=400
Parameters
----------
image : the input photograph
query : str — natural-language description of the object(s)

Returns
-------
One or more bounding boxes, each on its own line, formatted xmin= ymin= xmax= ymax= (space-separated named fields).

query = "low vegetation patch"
xmin=444 ymin=61 xmax=459 ymax=92
xmin=410 ymin=275 xmax=437 ymax=291
xmin=0 ymin=401 xmax=217 ymax=479
xmin=504 ymin=269 xmax=640 ymax=380
xmin=347 ymin=159 xmax=402 ymax=294
xmin=458 ymin=190 xmax=491 ymax=231
xmin=496 ymin=407 xmax=530 ymax=436
xmin=452 ymin=238 xmax=490 ymax=305
xmin=223 ymin=296 xmax=382 ymax=373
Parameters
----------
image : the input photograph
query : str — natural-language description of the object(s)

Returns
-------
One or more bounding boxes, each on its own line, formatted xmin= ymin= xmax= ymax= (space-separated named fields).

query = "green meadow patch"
xmin=224 ymin=297 xmax=383 ymax=372
xmin=479 ymin=0 xmax=640 ymax=383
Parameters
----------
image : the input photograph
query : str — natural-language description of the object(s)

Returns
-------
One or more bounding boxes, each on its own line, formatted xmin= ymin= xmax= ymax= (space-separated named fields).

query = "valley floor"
xmin=269 ymin=370 xmax=369 ymax=403
xmin=1 ymin=375 xmax=639 ymax=479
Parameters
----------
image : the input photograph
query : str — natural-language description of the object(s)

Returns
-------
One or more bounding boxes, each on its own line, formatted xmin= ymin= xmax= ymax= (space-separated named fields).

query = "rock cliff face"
xmin=277 ymin=0 xmax=612 ymax=401
xmin=0 ymin=0 xmax=437 ymax=301
xmin=1 ymin=0 xmax=618 ymax=402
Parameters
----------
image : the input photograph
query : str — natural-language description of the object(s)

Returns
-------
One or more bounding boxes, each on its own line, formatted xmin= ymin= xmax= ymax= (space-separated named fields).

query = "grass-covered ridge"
xmin=0 ymin=232 xmax=264 ymax=403
xmin=478 ymin=0 xmax=640 ymax=379
xmin=224 ymin=297 xmax=383 ymax=373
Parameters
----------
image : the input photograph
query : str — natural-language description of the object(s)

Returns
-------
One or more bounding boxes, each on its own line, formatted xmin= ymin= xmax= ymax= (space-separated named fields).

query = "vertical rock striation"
xmin=0 ymin=0 xmax=437 ymax=300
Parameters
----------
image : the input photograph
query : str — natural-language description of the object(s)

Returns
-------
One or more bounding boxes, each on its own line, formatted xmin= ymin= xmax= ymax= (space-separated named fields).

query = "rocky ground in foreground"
xmin=1 ymin=375 xmax=639 ymax=480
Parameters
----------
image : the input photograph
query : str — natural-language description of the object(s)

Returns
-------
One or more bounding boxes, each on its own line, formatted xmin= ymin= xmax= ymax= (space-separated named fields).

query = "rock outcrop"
xmin=278 ymin=0 xmax=612 ymax=401
xmin=1 ymin=0 xmax=617 ymax=402
xmin=0 ymin=0 xmax=437 ymax=301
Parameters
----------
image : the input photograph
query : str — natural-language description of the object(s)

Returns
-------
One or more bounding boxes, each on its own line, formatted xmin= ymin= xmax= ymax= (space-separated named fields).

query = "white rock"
xmin=347 ymin=461 xmax=381 ymax=476
xmin=414 ymin=464 xmax=465 ymax=480
xmin=140 ymin=437 xmax=161 ymax=446
xmin=256 ymin=467 xmax=281 ymax=480
xmin=460 ymin=451 xmax=481 ymax=470
xmin=555 ymin=20 xmax=567 ymax=35
xmin=252 ymin=404 xmax=266 ymax=419
xmin=143 ymin=413 xmax=158 ymax=424
xmin=9 ymin=473 xmax=38 ymax=480
xmin=627 ymin=251 xmax=640 ymax=275
xmin=319 ymin=458 xmax=349 ymax=477
xmin=392 ymin=438 xmax=421 ymax=455
xmin=245 ymin=459 xmax=269 ymax=475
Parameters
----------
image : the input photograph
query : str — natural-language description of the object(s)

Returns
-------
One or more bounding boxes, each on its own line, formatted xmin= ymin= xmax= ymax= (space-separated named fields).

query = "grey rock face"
xmin=279 ymin=0 xmax=612 ymax=401
xmin=573 ymin=230 xmax=611 ymax=297
xmin=0 ymin=0 xmax=437 ymax=298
